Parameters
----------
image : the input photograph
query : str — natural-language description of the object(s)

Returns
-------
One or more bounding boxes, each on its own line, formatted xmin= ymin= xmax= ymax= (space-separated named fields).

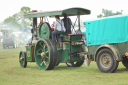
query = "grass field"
xmin=0 ymin=43 xmax=128 ymax=85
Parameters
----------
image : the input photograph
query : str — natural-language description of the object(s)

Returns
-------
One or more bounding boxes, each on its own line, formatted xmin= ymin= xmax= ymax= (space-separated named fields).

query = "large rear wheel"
xmin=35 ymin=39 xmax=57 ymax=70
xmin=96 ymin=48 xmax=119 ymax=73
xmin=45 ymin=39 xmax=58 ymax=68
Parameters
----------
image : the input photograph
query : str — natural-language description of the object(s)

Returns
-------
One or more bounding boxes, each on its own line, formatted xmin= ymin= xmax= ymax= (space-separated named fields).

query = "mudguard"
xmin=95 ymin=44 xmax=122 ymax=61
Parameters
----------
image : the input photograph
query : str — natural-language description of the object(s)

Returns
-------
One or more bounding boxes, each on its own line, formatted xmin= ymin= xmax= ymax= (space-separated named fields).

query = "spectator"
xmin=51 ymin=21 xmax=55 ymax=30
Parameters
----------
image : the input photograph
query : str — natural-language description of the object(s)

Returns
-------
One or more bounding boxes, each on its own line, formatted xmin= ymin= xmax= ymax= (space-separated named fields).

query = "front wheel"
xmin=66 ymin=60 xmax=84 ymax=67
xmin=19 ymin=50 xmax=27 ymax=68
xmin=122 ymin=57 xmax=128 ymax=68
xmin=96 ymin=48 xmax=119 ymax=73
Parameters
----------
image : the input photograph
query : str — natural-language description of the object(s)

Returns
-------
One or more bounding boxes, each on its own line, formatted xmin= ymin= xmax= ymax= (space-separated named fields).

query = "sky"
xmin=0 ymin=0 xmax=128 ymax=22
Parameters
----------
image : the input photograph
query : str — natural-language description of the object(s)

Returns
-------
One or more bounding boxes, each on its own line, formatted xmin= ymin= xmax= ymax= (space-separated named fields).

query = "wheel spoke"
xmin=39 ymin=42 xmax=42 ymax=45
xmin=43 ymin=61 xmax=47 ymax=66
xmin=45 ymin=56 xmax=49 ymax=62
xmin=40 ymin=61 xmax=47 ymax=66
xmin=40 ymin=63 xmax=43 ymax=66
xmin=43 ymin=44 xmax=46 ymax=49
xmin=20 ymin=57 xmax=24 ymax=61
xmin=46 ymin=51 xmax=49 ymax=54
xmin=39 ymin=42 xmax=44 ymax=48
xmin=46 ymin=56 xmax=49 ymax=59
xmin=38 ymin=49 xmax=42 ymax=53
xmin=41 ymin=45 xmax=44 ymax=48
xmin=43 ymin=47 xmax=46 ymax=53
xmin=22 ymin=61 xmax=24 ymax=64
xmin=21 ymin=54 xmax=23 ymax=57
xmin=20 ymin=54 xmax=24 ymax=62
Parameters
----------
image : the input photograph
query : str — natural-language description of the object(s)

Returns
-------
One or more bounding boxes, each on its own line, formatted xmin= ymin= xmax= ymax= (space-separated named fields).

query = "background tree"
xmin=3 ymin=6 xmax=32 ymax=31
xmin=97 ymin=9 xmax=123 ymax=18
xmin=20 ymin=6 xmax=31 ymax=14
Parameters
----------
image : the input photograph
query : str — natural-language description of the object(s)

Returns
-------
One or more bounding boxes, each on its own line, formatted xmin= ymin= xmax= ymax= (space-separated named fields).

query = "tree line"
xmin=97 ymin=9 xmax=123 ymax=18
xmin=0 ymin=6 xmax=31 ymax=31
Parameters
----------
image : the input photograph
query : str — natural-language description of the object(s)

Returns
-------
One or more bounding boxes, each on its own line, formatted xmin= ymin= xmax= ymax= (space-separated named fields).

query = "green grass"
xmin=0 ymin=43 xmax=128 ymax=85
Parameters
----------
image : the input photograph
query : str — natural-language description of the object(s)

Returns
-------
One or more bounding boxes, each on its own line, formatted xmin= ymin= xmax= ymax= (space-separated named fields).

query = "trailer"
xmin=84 ymin=14 xmax=128 ymax=73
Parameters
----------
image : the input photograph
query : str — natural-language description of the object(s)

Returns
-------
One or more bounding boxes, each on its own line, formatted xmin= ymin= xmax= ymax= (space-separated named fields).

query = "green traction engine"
xmin=19 ymin=8 xmax=91 ymax=70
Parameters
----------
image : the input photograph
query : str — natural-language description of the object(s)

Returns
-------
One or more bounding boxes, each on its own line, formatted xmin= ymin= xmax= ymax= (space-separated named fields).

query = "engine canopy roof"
xmin=24 ymin=7 xmax=91 ymax=18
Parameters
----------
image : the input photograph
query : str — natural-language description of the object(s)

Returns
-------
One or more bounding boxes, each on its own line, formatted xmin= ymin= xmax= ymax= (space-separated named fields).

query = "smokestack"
xmin=31 ymin=10 xmax=37 ymax=37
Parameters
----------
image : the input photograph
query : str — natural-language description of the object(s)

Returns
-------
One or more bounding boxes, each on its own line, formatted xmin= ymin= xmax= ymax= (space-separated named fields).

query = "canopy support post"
xmin=78 ymin=11 xmax=80 ymax=31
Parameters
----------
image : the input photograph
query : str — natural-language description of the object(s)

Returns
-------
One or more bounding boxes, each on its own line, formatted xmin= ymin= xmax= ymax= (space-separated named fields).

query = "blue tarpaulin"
xmin=84 ymin=14 xmax=128 ymax=46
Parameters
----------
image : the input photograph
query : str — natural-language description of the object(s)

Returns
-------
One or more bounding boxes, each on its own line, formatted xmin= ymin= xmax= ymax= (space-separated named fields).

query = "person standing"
xmin=52 ymin=15 xmax=66 ymax=42
xmin=62 ymin=13 xmax=72 ymax=35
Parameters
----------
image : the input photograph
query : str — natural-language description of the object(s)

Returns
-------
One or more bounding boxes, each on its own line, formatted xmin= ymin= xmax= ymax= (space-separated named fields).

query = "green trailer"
xmin=19 ymin=7 xmax=90 ymax=70
xmin=84 ymin=14 xmax=128 ymax=73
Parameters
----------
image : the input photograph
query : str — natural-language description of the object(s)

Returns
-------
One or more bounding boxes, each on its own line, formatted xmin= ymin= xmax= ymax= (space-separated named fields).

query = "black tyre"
xmin=96 ymin=48 xmax=119 ymax=73
xmin=66 ymin=60 xmax=84 ymax=67
xmin=122 ymin=57 xmax=128 ymax=68
xmin=19 ymin=50 xmax=27 ymax=68
xmin=55 ymin=63 xmax=59 ymax=66
xmin=45 ymin=39 xmax=58 ymax=69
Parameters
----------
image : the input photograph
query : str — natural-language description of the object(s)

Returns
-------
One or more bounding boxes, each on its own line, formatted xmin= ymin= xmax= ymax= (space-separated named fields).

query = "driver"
xmin=52 ymin=15 xmax=66 ymax=42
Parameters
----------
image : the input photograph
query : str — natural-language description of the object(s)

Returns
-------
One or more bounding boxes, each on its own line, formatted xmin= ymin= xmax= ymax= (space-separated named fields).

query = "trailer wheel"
xmin=66 ymin=60 xmax=84 ymax=67
xmin=19 ymin=50 xmax=27 ymax=68
xmin=35 ymin=39 xmax=56 ymax=70
xmin=122 ymin=57 xmax=128 ymax=68
xmin=96 ymin=48 xmax=119 ymax=73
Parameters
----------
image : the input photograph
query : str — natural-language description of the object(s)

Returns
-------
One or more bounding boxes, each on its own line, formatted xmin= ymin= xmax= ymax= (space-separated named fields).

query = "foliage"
xmin=4 ymin=16 xmax=21 ymax=29
xmin=20 ymin=6 xmax=31 ymax=14
xmin=3 ymin=6 xmax=32 ymax=30
xmin=97 ymin=9 xmax=123 ymax=18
